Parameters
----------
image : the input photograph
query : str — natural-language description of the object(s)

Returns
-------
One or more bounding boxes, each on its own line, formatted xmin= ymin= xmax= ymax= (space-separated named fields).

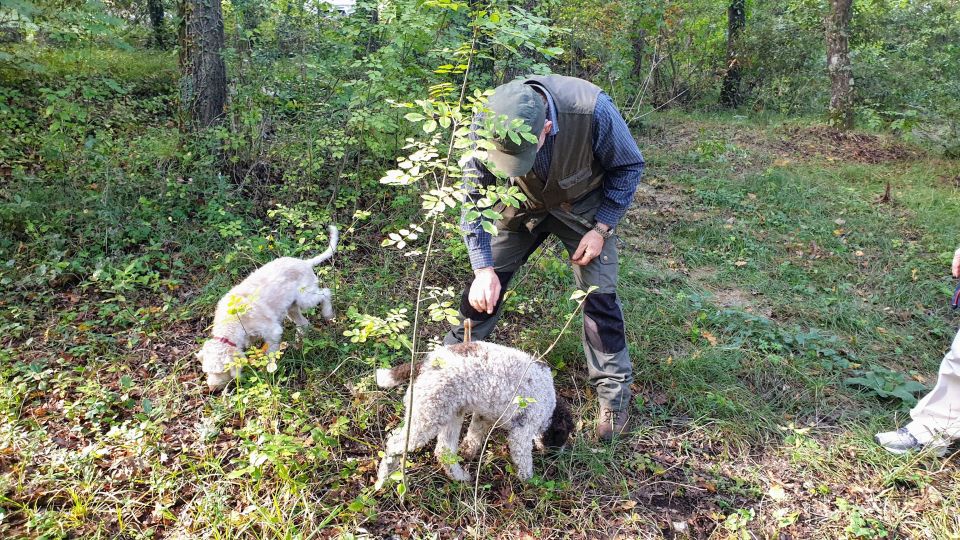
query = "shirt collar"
xmin=526 ymin=82 xmax=559 ymax=136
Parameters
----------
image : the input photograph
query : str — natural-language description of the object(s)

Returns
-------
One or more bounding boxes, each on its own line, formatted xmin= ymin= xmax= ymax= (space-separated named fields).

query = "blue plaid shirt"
xmin=462 ymin=88 xmax=645 ymax=270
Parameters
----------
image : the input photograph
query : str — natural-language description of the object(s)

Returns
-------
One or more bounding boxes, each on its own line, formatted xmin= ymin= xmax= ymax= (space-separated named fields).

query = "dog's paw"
xmin=294 ymin=326 xmax=312 ymax=340
xmin=458 ymin=441 xmax=480 ymax=460
xmin=447 ymin=467 xmax=472 ymax=483
xmin=443 ymin=463 xmax=472 ymax=483
xmin=206 ymin=372 xmax=233 ymax=392
xmin=375 ymin=456 xmax=400 ymax=490
xmin=515 ymin=466 xmax=534 ymax=481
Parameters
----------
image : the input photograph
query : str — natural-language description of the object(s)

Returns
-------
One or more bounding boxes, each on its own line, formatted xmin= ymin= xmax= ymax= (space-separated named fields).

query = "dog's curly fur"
xmin=197 ymin=225 xmax=338 ymax=391
xmin=374 ymin=341 xmax=573 ymax=488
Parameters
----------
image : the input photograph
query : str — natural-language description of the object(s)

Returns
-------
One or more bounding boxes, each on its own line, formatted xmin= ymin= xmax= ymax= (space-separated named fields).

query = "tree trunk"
xmin=630 ymin=28 xmax=646 ymax=80
xmin=826 ymin=0 xmax=853 ymax=129
xmin=147 ymin=0 xmax=167 ymax=49
xmin=363 ymin=0 xmax=381 ymax=54
xmin=719 ymin=0 xmax=745 ymax=107
xmin=178 ymin=0 xmax=227 ymax=130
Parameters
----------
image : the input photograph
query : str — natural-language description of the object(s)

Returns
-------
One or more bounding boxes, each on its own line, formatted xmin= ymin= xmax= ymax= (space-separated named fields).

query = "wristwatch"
xmin=592 ymin=222 xmax=614 ymax=240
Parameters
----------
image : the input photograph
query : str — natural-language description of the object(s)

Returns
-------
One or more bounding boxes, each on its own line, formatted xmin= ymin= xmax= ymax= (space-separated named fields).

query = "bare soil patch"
xmin=750 ymin=125 xmax=924 ymax=164
xmin=639 ymin=116 xmax=924 ymax=166
xmin=688 ymin=266 xmax=773 ymax=318
xmin=939 ymin=171 xmax=960 ymax=188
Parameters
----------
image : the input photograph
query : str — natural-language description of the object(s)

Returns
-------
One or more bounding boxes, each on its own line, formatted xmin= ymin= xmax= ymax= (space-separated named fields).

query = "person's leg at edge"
xmin=444 ymin=227 xmax=548 ymax=345
xmin=877 ymin=327 xmax=960 ymax=455
xmin=906 ymin=328 xmax=960 ymax=443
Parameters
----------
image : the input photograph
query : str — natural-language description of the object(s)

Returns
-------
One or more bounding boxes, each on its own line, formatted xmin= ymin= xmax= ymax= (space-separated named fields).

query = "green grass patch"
xmin=3 ymin=55 xmax=960 ymax=538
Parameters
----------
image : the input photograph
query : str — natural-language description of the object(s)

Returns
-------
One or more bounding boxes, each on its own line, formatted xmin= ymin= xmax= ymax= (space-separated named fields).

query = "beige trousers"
xmin=906 ymin=327 xmax=960 ymax=444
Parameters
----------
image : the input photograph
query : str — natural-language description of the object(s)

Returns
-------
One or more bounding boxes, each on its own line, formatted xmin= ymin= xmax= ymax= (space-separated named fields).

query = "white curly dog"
xmin=374 ymin=341 xmax=573 ymax=488
xmin=197 ymin=225 xmax=338 ymax=391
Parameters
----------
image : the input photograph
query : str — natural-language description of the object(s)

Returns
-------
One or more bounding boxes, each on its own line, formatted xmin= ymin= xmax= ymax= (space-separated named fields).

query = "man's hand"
xmin=469 ymin=267 xmax=501 ymax=315
xmin=952 ymin=247 xmax=960 ymax=278
xmin=571 ymin=229 xmax=606 ymax=266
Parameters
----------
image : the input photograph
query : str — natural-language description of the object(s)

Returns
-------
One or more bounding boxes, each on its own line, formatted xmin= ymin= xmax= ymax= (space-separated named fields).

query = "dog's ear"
xmin=543 ymin=397 xmax=574 ymax=449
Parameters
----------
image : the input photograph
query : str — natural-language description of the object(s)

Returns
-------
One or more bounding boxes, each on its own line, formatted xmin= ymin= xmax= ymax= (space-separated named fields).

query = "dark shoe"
xmin=596 ymin=407 xmax=629 ymax=442
xmin=875 ymin=428 xmax=948 ymax=457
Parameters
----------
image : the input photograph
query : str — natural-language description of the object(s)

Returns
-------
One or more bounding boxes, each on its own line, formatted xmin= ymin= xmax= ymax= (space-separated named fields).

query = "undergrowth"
xmin=3 ymin=31 xmax=960 ymax=540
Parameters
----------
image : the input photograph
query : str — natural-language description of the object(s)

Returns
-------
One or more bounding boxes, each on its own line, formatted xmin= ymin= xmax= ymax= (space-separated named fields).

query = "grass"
xmin=2 ymin=48 xmax=960 ymax=539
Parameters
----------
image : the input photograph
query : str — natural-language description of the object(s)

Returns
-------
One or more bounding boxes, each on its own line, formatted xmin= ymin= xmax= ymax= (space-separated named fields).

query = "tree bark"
xmin=178 ymin=0 xmax=227 ymax=130
xmin=363 ymin=0 xmax=381 ymax=54
xmin=719 ymin=0 xmax=745 ymax=107
xmin=147 ymin=0 xmax=167 ymax=49
xmin=826 ymin=0 xmax=853 ymax=129
xmin=630 ymin=28 xmax=646 ymax=80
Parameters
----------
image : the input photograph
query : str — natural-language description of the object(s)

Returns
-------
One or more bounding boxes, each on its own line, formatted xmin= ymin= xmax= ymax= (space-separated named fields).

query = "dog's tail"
xmin=306 ymin=225 xmax=339 ymax=266
xmin=376 ymin=361 xmax=422 ymax=388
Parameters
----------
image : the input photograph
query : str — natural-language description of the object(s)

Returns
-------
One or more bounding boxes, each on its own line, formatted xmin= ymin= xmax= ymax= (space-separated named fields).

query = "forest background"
xmin=2 ymin=0 xmax=960 ymax=538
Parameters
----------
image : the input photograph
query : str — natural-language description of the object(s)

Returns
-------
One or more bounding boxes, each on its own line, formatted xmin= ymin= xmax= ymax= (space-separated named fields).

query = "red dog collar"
xmin=214 ymin=336 xmax=238 ymax=348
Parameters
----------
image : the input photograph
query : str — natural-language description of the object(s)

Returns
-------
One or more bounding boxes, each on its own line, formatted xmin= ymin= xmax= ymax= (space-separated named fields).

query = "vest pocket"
xmin=557 ymin=167 xmax=593 ymax=190
xmin=557 ymin=167 xmax=602 ymax=202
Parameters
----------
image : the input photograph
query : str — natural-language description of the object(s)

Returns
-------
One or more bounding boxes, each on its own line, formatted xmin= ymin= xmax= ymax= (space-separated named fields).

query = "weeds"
xmin=2 ymin=36 xmax=960 ymax=540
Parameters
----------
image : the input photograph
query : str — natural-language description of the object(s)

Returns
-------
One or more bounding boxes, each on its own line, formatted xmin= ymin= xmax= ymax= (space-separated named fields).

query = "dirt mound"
xmin=774 ymin=125 xmax=923 ymax=164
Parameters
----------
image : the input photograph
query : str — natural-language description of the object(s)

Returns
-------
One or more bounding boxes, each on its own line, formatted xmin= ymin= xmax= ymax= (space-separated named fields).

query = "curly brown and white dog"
xmin=197 ymin=225 xmax=338 ymax=391
xmin=374 ymin=341 xmax=574 ymax=488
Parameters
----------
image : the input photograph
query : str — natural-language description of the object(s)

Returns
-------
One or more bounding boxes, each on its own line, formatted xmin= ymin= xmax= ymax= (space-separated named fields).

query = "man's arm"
xmin=591 ymin=92 xmax=645 ymax=229
xmin=570 ymin=93 xmax=644 ymax=266
xmin=460 ymin=158 xmax=501 ymax=314
xmin=460 ymin=158 xmax=497 ymax=270
xmin=571 ymin=92 xmax=644 ymax=266
xmin=952 ymin=246 xmax=959 ymax=278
